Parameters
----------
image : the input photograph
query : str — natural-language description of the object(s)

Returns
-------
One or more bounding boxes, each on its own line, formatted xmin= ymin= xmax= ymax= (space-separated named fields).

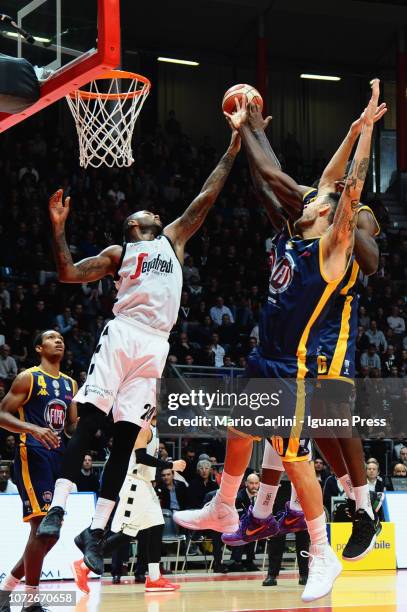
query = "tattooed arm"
xmin=49 ymin=189 xmax=122 ymax=283
xmin=322 ymin=79 xmax=380 ymax=281
xmin=164 ymin=131 xmax=240 ymax=261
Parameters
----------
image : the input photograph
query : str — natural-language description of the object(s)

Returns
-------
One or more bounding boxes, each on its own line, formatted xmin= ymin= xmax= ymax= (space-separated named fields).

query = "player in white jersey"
xmin=37 ymin=129 xmax=241 ymax=575
xmin=72 ymin=414 xmax=186 ymax=593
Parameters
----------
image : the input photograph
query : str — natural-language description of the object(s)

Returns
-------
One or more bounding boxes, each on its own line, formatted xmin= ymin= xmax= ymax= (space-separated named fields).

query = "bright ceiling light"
xmin=300 ymin=73 xmax=341 ymax=81
xmin=4 ymin=30 xmax=51 ymax=43
xmin=158 ymin=56 xmax=199 ymax=66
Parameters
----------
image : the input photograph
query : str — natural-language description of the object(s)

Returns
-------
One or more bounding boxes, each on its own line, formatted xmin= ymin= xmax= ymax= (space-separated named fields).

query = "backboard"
xmin=0 ymin=0 xmax=120 ymax=132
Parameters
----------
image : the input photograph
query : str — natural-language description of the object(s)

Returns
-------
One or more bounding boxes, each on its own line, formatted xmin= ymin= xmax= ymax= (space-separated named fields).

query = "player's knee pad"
xmin=262 ymin=439 xmax=284 ymax=471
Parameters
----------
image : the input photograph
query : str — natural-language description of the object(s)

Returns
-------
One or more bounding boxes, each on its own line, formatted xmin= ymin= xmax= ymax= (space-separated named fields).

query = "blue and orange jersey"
xmin=18 ymin=366 xmax=76 ymax=452
xmin=258 ymin=227 xmax=349 ymax=376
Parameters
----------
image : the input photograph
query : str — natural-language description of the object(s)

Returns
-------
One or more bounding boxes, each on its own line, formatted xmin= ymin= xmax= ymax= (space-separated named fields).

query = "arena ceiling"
xmin=1 ymin=0 xmax=407 ymax=74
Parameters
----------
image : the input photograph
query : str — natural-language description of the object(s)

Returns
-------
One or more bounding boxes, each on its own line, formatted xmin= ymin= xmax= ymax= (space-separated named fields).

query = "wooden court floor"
xmin=52 ymin=568 xmax=406 ymax=612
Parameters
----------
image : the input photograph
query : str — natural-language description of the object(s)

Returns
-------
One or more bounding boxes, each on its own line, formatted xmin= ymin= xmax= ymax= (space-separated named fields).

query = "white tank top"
xmin=113 ymin=235 xmax=182 ymax=333
xmin=128 ymin=425 xmax=159 ymax=482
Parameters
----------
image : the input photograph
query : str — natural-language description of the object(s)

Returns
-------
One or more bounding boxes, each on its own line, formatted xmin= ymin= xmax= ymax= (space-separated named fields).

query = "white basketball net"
xmin=66 ymin=73 xmax=150 ymax=168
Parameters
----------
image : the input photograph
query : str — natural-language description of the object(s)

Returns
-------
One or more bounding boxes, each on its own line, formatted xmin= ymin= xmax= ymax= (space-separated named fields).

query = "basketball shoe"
xmin=301 ymin=543 xmax=342 ymax=602
xmin=74 ymin=527 xmax=105 ymax=575
xmin=145 ymin=576 xmax=181 ymax=592
xmin=174 ymin=493 xmax=238 ymax=532
xmin=221 ymin=506 xmax=279 ymax=546
xmin=36 ymin=507 xmax=64 ymax=539
xmin=71 ymin=559 xmax=90 ymax=594
xmin=276 ymin=501 xmax=307 ymax=535
xmin=342 ymin=491 xmax=384 ymax=561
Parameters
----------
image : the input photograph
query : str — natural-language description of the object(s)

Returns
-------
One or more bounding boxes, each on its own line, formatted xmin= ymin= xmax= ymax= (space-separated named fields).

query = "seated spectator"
xmin=159 ymin=442 xmax=169 ymax=461
xmin=198 ymin=344 xmax=215 ymax=367
xmin=9 ymin=328 xmax=28 ymax=366
xmin=314 ymin=457 xmax=329 ymax=488
xmin=183 ymin=256 xmax=200 ymax=284
xmin=387 ymin=306 xmax=405 ymax=336
xmin=1 ymin=434 xmax=16 ymax=460
xmin=182 ymin=445 xmax=198 ymax=483
xmin=392 ymin=463 xmax=407 ymax=477
xmin=360 ymin=344 xmax=382 ymax=373
xmin=186 ymin=459 xmax=218 ymax=508
xmin=366 ymin=459 xmax=385 ymax=494
xmin=75 ymin=454 xmax=100 ymax=493
xmin=382 ymin=345 xmax=398 ymax=377
xmin=159 ymin=467 xmax=188 ymax=512
xmin=56 ymin=307 xmax=77 ymax=335
xmin=358 ymin=306 xmax=370 ymax=329
xmin=187 ymin=276 xmax=203 ymax=302
xmin=171 ymin=332 xmax=200 ymax=364
xmin=229 ymin=473 xmax=260 ymax=572
xmin=365 ymin=320 xmax=387 ymax=352
xmin=210 ymin=297 xmax=234 ymax=326
xmin=400 ymin=446 xmax=407 ymax=467
xmin=211 ymin=333 xmax=225 ymax=368
xmin=195 ymin=315 xmax=216 ymax=346
xmin=218 ymin=314 xmax=237 ymax=351
xmin=0 ymin=345 xmax=18 ymax=387
xmin=0 ymin=463 xmax=18 ymax=494
xmin=323 ymin=474 xmax=346 ymax=519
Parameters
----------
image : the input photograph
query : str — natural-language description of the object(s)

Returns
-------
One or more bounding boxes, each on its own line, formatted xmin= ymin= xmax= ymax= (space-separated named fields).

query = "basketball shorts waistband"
xmin=116 ymin=314 xmax=170 ymax=339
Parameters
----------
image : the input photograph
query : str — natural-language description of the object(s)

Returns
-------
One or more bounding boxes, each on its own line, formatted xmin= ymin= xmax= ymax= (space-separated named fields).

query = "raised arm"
xmin=0 ymin=371 xmax=60 ymax=450
xmin=49 ymin=189 xmax=122 ymax=283
xmin=318 ymin=103 xmax=387 ymax=194
xmin=225 ymin=99 xmax=304 ymax=210
xmin=164 ymin=132 xmax=240 ymax=259
xmin=323 ymin=79 xmax=380 ymax=278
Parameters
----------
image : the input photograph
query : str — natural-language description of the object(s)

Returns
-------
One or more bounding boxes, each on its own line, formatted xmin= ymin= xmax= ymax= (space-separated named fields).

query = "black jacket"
xmin=158 ymin=480 xmax=188 ymax=511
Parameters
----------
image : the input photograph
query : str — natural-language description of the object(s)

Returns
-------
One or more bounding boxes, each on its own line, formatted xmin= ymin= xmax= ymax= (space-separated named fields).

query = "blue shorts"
xmin=14 ymin=445 xmax=63 ymax=522
xmin=230 ymin=349 xmax=313 ymax=462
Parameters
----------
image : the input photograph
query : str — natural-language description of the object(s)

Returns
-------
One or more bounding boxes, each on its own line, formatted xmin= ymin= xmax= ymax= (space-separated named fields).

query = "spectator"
xmin=56 ymin=307 xmax=77 ymax=335
xmin=183 ymin=256 xmax=200 ymax=284
xmin=9 ymin=328 xmax=28 ymax=366
xmin=229 ymin=473 xmax=260 ymax=572
xmin=366 ymin=459 xmax=385 ymax=494
xmin=0 ymin=345 xmax=18 ymax=385
xmin=210 ymin=297 xmax=234 ymax=326
xmin=392 ymin=463 xmax=407 ymax=477
xmin=358 ymin=306 xmax=370 ymax=329
xmin=400 ymin=447 xmax=407 ymax=467
xmin=360 ymin=344 xmax=382 ymax=373
xmin=0 ymin=463 xmax=18 ymax=494
xmin=75 ymin=454 xmax=100 ymax=493
xmin=365 ymin=320 xmax=387 ymax=352
xmin=218 ymin=314 xmax=237 ymax=351
xmin=159 ymin=442 xmax=169 ymax=461
xmin=1 ymin=434 xmax=16 ymax=460
xmin=159 ymin=467 xmax=188 ymax=512
xmin=186 ymin=459 xmax=218 ymax=509
xmin=387 ymin=306 xmax=405 ymax=336
xmin=211 ymin=333 xmax=225 ymax=368
xmin=314 ymin=458 xmax=329 ymax=487
xmin=171 ymin=332 xmax=199 ymax=364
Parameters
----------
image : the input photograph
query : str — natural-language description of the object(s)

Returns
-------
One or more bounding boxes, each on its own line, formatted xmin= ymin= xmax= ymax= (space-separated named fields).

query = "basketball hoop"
xmin=66 ymin=70 xmax=151 ymax=168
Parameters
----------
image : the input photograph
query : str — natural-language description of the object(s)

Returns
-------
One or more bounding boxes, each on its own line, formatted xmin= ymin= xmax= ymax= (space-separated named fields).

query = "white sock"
xmin=338 ymin=474 xmax=355 ymax=500
xmin=148 ymin=563 xmax=160 ymax=581
xmin=252 ymin=483 xmax=279 ymax=519
xmin=289 ymin=483 xmax=303 ymax=512
xmin=50 ymin=478 xmax=74 ymax=510
xmin=23 ymin=586 xmax=39 ymax=608
xmin=1 ymin=574 xmax=20 ymax=591
xmin=90 ymin=498 xmax=115 ymax=531
xmin=305 ymin=513 xmax=328 ymax=546
xmin=218 ymin=471 xmax=242 ymax=506
xmin=354 ymin=484 xmax=374 ymax=519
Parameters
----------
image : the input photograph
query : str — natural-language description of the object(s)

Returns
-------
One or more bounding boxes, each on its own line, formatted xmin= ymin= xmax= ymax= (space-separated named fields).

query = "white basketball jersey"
xmin=128 ymin=425 xmax=159 ymax=482
xmin=113 ymin=235 xmax=182 ymax=333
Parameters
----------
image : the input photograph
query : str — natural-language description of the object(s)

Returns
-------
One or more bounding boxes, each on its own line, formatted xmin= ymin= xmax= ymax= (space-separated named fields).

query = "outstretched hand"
xmin=224 ymin=96 xmax=248 ymax=130
xmin=351 ymin=100 xmax=387 ymax=136
xmin=248 ymin=103 xmax=272 ymax=131
xmin=49 ymin=189 xmax=71 ymax=228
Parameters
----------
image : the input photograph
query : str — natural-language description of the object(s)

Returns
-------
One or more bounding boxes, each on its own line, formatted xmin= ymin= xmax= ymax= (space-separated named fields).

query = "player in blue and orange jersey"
xmin=174 ymin=80 xmax=382 ymax=603
xmin=0 ymin=330 xmax=77 ymax=612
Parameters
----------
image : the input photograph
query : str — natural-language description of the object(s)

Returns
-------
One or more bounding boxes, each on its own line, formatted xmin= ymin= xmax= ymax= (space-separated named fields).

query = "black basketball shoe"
xmin=24 ymin=606 xmax=51 ymax=612
xmin=0 ymin=590 xmax=11 ymax=612
xmin=74 ymin=527 xmax=105 ymax=575
xmin=342 ymin=508 xmax=381 ymax=561
xmin=36 ymin=506 xmax=65 ymax=539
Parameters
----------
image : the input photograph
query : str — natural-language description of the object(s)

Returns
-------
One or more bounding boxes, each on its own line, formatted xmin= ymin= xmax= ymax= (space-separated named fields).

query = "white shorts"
xmin=111 ymin=475 xmax=164 ymax=537
xmin=74 ymin=315 xmax=169 ymax=425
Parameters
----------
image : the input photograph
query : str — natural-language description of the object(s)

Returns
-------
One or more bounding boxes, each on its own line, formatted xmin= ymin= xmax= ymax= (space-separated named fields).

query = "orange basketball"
xmin=222 ymin=84 xmax=263 ymax=115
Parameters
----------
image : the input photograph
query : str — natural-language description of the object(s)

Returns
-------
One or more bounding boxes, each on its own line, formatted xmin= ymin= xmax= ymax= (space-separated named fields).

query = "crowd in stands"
xmin=0 ymin=110 xmax=407 ymax=573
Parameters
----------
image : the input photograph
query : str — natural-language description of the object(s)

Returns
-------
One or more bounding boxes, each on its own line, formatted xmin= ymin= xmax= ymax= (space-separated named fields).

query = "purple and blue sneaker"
xmin=276 ymin=501 xmax=307 ymax=535
xmin=222 ymin=506 xmax=279 ymax=546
